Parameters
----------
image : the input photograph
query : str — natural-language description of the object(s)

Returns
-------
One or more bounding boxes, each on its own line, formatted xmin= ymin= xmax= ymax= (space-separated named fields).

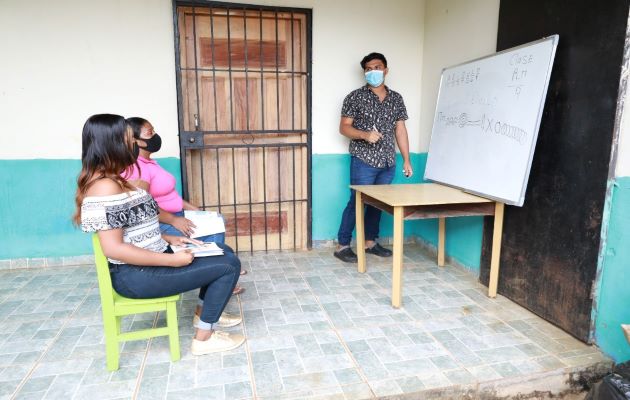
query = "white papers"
xmin=170 ymin=242 xmax=224 ymax=257
xmin=184 ymin=210 xmax=226 ymax=239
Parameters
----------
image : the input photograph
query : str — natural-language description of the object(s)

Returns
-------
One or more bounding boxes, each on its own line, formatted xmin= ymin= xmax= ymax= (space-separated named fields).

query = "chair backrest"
xmin=92 ymin=234 xmax=116 ymax=313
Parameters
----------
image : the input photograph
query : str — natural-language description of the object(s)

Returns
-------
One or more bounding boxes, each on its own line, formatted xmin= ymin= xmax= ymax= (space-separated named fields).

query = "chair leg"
xmin=166 ymin=301 xmax=180 ymax=362
xmin=103 ymin=317 xmax=120 ymax=371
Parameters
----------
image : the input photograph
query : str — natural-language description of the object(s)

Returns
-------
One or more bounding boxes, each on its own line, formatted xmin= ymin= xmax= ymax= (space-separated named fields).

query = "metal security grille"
xmin=173 ymin=1 xmax=312 ymax=252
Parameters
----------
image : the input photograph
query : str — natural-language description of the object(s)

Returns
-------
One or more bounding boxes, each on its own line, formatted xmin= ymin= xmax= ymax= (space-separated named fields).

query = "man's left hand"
xmin=403 ymin=162 xmax=413 ymax=178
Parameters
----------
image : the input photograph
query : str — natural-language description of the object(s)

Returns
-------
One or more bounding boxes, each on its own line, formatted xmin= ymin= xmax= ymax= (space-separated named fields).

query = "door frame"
xmin=171 ymin=0 xmax=313 ymax=249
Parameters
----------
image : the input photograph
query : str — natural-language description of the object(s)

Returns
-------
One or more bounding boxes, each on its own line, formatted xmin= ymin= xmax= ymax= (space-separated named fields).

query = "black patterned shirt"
xmin=341 ymin=85 xmax=408 ymax=168
xmin=81 ymin=188 xmax=167 ymax=264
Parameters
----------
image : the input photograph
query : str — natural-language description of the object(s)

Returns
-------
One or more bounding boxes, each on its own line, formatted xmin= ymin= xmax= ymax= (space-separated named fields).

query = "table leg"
xmin=438 ymin=217 xmax=446 ymax=267
xmin=488 ymin=202 xmax=505 ymax=298
xmin=356 ymin=191 xmax=366 ymax=273
xmin=392 ymin=206 xmax=404 ymax=308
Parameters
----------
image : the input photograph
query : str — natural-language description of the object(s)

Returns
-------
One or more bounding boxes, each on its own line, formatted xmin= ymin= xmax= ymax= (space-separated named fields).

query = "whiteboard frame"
xmin=425 ymin=34 xmax=559 ymax=206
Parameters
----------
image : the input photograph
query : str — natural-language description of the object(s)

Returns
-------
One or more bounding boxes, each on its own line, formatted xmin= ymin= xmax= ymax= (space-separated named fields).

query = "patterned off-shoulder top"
xmin=81 ymin=188 xmax=168 ymax=264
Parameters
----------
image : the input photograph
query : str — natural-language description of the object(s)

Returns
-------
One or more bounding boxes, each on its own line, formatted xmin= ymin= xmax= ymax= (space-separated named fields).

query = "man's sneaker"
xmin=365 ymin=243 xmax=393 ymax=257
xmin=193 ymin=312 xmax=242 ymax=328
xmin=191 ymin=331 xmax=245 ymax=355
xmin=334 ymin=247 xmax=358 ymax=263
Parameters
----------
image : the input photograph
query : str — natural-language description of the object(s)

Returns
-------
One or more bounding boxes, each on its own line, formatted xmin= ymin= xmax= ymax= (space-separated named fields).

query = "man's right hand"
xmin=364 ymin=130 xmax=383 ymax=144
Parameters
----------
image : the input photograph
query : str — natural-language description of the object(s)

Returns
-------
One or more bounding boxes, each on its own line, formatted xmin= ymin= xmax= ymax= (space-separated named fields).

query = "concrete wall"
xmin=593 ymin=22 xmax=630 ymax=362
xmin=0 ymin=0 xmax=502 ymax=272
xmin=0 ymin=0 xmax=429 ymax=260
xmin=0 ymin=0 xmax=180 ymax=159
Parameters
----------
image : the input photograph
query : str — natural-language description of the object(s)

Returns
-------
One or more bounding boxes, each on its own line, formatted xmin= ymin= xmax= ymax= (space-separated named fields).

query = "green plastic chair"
xmin=92 ymin=234 xmax=180 ymax=371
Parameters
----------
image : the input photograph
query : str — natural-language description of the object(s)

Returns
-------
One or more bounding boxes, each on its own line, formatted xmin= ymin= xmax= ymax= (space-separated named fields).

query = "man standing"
xmin=334 ymin=52 xmax=413 ymax=263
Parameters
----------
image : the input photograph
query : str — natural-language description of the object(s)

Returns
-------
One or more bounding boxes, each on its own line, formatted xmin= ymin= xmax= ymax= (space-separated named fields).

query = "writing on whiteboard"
xmin=481 ymin=114 xmax=528 ymax=144
xmin=437 ymin=112 xmax=480 ymax=128
xmin=446 ymin=67 xmax=481 ymax=87
xmin=508 ymin=52 xmax=534 ymax=99
xmin=436 ymin=112 xmax=528 ymax=145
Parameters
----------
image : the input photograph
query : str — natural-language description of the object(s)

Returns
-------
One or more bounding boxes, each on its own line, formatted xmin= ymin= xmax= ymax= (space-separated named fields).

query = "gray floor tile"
xmin=0 ymin=247 xmax=612 ymax=400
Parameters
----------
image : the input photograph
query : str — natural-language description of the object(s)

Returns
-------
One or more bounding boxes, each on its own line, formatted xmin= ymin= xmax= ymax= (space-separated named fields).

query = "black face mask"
xmin=138 ymin=133 xmax=162 ymax=153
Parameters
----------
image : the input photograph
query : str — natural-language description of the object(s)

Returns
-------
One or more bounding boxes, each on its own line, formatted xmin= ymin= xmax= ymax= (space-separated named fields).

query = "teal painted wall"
xmin=312 ymin=153 xmax=484 ymax=272
xmin=0 ymin=158 xmax=182 ymax=259
xmin=1 ymin=155 xmax=483 ymax=272
xmin=594 ymin=176 xmax=630 ymax=362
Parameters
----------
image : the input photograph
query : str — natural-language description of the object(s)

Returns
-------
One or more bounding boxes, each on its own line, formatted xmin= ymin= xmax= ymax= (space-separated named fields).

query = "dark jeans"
xmin=337 ymin=156 xmax=395 ymax=246
xmin=110 ymin=243 xmax=240 ymax=325
xmin=160 ymin=210 xmax=226 ymax=244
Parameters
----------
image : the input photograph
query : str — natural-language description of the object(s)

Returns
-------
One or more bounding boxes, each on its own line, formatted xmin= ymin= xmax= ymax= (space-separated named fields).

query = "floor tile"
xmin=0 ymin=245 xmax=611 ymax=399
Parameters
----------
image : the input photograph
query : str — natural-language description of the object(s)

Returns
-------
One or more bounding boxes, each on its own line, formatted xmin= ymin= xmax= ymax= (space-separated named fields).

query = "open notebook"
xmin=170 ymin=242 xmax=224 ymax=257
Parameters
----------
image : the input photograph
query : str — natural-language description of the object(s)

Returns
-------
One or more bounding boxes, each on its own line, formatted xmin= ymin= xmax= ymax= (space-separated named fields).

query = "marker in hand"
xmin=365 ymin=125 xmax=382 ymax=144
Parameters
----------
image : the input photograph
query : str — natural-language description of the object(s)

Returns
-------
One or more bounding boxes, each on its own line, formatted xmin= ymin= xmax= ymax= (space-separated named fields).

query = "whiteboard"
xmin=424 ymin=35 xmax=559 ymax=206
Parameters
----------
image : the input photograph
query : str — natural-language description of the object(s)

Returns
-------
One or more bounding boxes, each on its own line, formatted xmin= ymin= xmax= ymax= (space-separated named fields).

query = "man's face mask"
xmin=365 ymin=70 xmax=384 ymax=87
xmin=138 ymin=133 xmax=162 ymax=153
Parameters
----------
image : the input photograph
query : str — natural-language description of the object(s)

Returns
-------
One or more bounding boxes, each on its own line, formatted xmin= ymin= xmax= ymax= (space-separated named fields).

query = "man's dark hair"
xmin=360 ymin=52 xmax=387 ymax=70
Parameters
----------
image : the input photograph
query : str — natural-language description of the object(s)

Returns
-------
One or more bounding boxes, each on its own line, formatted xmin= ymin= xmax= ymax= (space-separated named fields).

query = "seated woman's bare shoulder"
xmin=86 ymin=178 xmax=126 ymax=197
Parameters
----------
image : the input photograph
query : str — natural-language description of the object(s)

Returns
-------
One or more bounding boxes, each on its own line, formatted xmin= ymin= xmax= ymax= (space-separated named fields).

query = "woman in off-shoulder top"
xmin=73 ymin=114 xmax=245 ymax=355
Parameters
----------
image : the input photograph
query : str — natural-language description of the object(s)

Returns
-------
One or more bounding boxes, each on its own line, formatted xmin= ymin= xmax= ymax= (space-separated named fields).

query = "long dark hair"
xmin=73 ymin=114 xmax=137 ymax=225
xmin=126 ymin=117 xmax=150 ymax=139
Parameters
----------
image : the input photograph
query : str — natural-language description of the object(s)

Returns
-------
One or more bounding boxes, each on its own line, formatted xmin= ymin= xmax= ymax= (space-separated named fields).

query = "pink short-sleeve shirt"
xmin=123 ymin=156 xmax=183 ymax=213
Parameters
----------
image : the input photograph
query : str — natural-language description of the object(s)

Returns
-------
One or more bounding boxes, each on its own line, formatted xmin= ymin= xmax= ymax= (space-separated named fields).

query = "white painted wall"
xmin=0 ymin=0 xmax=180 ymax=158
xmin=419 ymin=0 xmax=500 ymax=152
xmin=0 ymin=0 xmax=425 ymax=159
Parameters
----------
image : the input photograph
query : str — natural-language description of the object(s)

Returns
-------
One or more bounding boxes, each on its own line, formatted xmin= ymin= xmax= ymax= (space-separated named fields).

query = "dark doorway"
xmin=480 ymin=1 xmax=629 ymax=341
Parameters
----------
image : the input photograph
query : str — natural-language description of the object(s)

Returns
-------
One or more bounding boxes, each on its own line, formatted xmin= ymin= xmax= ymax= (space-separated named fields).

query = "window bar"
xmin=275 ymin=11 xmax=280 ymax=131
xmin=277 ymin=146 xmax=282 ymax=250
xmin=196 ymin=142 xmax=306 ymax=150
xmin=215 ymin=147 xmax=222 ymax=215
xmin=292 ymin=145 xmax=296 ymax=250
xmin=243 ymin=8 xmax=250 ymax=133
xmin=181 ymin=129 xmax=307 ymax=135
xmin=262 ymin=147 xmax=269 ymax=251
xmin=180 ymin=66 xmax=308 ymax=75
xmin=232 ymin=147 xmax=239 ymax=252
xmin=199 ymin=146 xmax=207 ymax=211
xmin=246 ymin=148 xmax=254 ymax=252
xmin=209 ymin=8 xmax=219 ymax=131
xmin=227 ymin=8 xmax=234 ymax=132
xmin=259 ymin=8 xmax=265 ymax=131
xmin=191 ymin=7 xmax=202 ymax=132
xmin=201 ymin=198 xmax=306 ymax=208
xmin=291 ymin=11 xmax=295 ymax=131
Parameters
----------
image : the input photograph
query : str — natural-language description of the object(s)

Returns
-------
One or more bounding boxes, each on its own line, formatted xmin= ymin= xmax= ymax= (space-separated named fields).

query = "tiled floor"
xmin=0 ymin=245 xmax=609 ymax=400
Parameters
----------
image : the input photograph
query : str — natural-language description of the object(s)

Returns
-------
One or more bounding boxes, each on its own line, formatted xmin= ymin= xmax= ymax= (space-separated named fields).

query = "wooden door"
xmin=175 ymin=4 xmax=311 ymax=252
xmin=480 ymin=0 xmax=629 ymax=341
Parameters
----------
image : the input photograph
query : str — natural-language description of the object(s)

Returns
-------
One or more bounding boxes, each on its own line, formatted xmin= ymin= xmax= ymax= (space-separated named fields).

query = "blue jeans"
xmin=110 ymin=243 xmax=240 ymax=327
xmin=337 ymin=156 xmax=395 ymax=246
xmin=160 ymin=211 xmax=226 ymax=244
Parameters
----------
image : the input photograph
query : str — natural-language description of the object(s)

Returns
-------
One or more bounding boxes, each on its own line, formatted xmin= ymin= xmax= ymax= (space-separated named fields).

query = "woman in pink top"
xmin=124 ymin=117 xmax=245 ymax=294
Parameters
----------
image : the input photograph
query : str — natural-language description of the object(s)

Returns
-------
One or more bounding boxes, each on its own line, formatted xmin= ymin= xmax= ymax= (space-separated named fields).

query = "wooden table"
xmin=351 ymin=183 xmax=504 ymax=307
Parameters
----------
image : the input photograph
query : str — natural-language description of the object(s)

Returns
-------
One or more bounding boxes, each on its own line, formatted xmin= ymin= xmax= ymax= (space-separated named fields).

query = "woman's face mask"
xmin=138 ymin=133 xmax=162 ymax=153
xmin=365 ymin=70 xmax=384 ymax=87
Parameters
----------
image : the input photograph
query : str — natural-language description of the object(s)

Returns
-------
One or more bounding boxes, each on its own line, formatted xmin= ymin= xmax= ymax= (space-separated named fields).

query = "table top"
xmin=350 ymin=183 xmax=494 ymax=207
